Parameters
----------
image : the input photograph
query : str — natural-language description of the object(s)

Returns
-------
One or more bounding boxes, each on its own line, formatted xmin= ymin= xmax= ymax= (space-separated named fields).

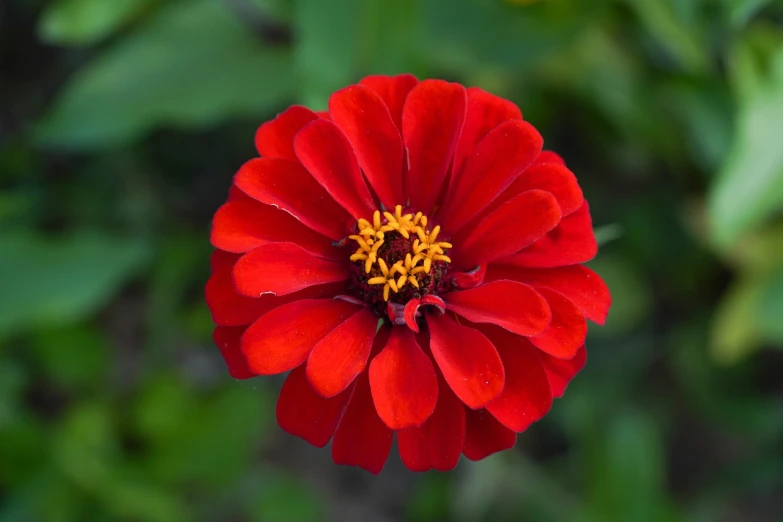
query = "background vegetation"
xmin=2 ymin=0 xmax=783 ymax=520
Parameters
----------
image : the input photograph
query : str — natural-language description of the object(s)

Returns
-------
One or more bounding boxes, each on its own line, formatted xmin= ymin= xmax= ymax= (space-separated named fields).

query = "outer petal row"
xmin=402 ymin=80 xmax=467 ymax=213
xmin=234 ymin=158 xmax=351 ymax=241
xmin=440 ymin=120 xmax=543 ymax=233
xmin=210 ymin=199 xmax=340 ymax=258
xmin=485 ymin=264 xmax=611 ymax=325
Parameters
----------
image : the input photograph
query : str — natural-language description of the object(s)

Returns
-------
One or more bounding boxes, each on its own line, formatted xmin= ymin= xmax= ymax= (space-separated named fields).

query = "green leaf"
xmin=38 ymin=0 xmax=154 ymax=46
xmin=0 ymin=232 xmax=150 ymax=337
xmin=584 ymin=412 xmax=678 ymax=522
xmin=421 ymin=0 xmax=585 ymax=70
xmin=708 ymin=43 xmax=783 ymax=248
xmin=594 ymin=224 xmax=623 ymax=246
xmin=30 ymin=324 xmax=109 ymax=389
xmin=624 ymin=0 xmax=709 ymax=73
xmin=728 ymin=0 xmax=776 ymax=27
xmin=406 ymin=474 xmax=451 ymax=522
xmin=102 ymin=476 xmax=186 ymax=522
xmin=710 ymin=275 xmax=765 ymax=364
xmin=293 ymin=0 xmax=417 ymax=109
xmin=588 ymin=254 xmax=652 ymax=335
xmin=252 ymin=472 xmax=326 ymax=522
xmin=659 ymin=79 xmax=734 ymax=170
xmin=37 ymin=0 xmax=295 ymax=149
xmin=712 ymin=225 xmax=783 ymax=362
xmin=53 ymin=402 xmax=118 ymax=490
xmin=0 ymin=359 xmax=27 ymax=430
xmin=757 ymin=263 xmax=783 ymax=342
xmin=135 ymin=377 xmax=270 ymax=486
xmin=293 ymin=0 xmax=367 ymax=109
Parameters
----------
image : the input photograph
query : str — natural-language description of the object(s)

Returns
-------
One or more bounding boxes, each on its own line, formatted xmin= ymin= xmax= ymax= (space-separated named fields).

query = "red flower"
xmin=207 ymin=75 xmax=610 ymax=474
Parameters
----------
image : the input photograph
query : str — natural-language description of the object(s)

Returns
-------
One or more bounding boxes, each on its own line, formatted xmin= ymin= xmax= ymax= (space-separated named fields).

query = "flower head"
xmin=207 ymin=75 xmax=611 ymax=473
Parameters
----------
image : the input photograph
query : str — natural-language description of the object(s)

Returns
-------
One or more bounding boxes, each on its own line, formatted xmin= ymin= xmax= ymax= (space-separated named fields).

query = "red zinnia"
xmin=207 ymin=75 xmax=610 ymax=474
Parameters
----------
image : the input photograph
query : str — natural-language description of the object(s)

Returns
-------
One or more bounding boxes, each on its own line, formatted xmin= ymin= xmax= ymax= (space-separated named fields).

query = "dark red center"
xmin=347 ymin=230 xmax=451 ymax=316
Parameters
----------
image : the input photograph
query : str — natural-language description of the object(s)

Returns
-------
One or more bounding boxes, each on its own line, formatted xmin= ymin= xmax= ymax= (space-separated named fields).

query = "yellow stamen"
xmin=412 ymin=239 xmax=427 ymax=255
xmin=349 ymin=235 xmax=371 ymax=252
xmin=428 ymin=226 xmax=441 ymax=244
xmin=347 ymin=206 xmax=453 ymax=301
xmin=378 ymin=258 xmax=389 ymax=277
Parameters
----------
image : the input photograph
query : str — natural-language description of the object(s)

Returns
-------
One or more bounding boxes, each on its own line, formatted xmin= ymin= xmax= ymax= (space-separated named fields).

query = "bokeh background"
xmin=2 ymin=0 xmax=783 ymax=520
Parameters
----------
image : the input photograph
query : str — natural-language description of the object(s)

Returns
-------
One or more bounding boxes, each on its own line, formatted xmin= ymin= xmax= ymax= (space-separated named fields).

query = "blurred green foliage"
xmin=2 ymin=0 xmax=783 ymax=520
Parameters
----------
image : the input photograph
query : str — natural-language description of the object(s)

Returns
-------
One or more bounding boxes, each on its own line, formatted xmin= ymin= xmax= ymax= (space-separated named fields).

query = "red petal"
xmin=210 ymin=249 xmax=241 ymax=274
xmin=306 ymin=308 xmax=378 ymax=398
xmin=486 ymin=264 xmax=611 ymax=324
xmin=454 ymin=190 xmax=561 ymax=269
xmin=504 ymin=202 xmax=597 ymax=267
xmin=359 ymin=74 xmax=418 ymax=129
xmin=228 ymin=185 xmax=250 ymax=201
xmin=206 ymin=268 xmax=280 ymax=326
xmin=241 ymin=299 xmax=358 ymax=374
xmin=427 ymin=313 xmax=504 ymax=409
xmin=255 ymin=106 xmax=319 ymax=161
xmin=397 ymin=374 xmax=466 ymax=472
xmin=402 ymin=80 xmax=467 ymax=213
xmin=528 ymin=288 xmax=587 ymax=359
xmin=541 ymin=345 xmax=587 ymax=398
xmin=513 ymin=163 xmax=583 ymax=217
xmin=276 ymin=365 xmax=351 ymax=447
xmin=473 ymin=163 xmax=583 ymax=229
xmin=329 ymin=85 xmax=405 ymax=208
xmin=452 ymin=264 xmax=488 ymax=289
xmin=463 ymin=408 xmax=517 ymax=461
xmin=212 ymin=326 xmax=254 ymax=379
xmin=206 ymin=266 xmax=344 ymax=326
xmin=534 ymin=150 xmax=566 ymax=166
xmin=369 ymin=328 xmax=438 ymax=430
xmin=451 ymin=87 xmax=522 ymax=183
xmin=420 ymin=294 xmax=446 ymax=314
xmin=210 ymin=200 xmax=339 ymax=257
xmin=444 ymin=280 xmax=551 ymax=337
xmin=332 ymin=370 xmax=393 ymax=474
xmin=403 ymin=298 xmax=421 ymax=332
xmin=483 ymin=328 xmax=552 ymax=432
xmin=233 ymin=158 xmax=351 ymax=241
xmin=440 ymin=120 xmax=543 ymax=233
xmin=294 ymin=119 xmax=376 ymax=220
xmin=233 ymin=243 xmax=348 ymax=297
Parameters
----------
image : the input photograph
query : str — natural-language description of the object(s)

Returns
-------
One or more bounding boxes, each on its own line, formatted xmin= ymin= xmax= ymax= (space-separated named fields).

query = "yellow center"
xmin=348 ymin=205 xmax=452 ymax=301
